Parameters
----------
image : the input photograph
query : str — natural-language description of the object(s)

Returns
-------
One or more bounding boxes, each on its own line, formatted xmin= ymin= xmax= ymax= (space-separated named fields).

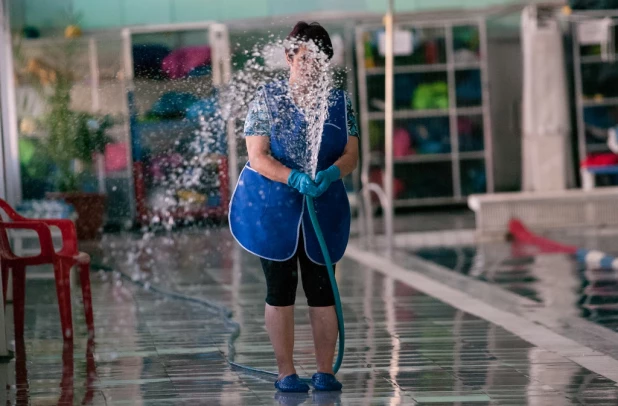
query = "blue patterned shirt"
xmin=244 ymin=89 xmax=359 ymax=138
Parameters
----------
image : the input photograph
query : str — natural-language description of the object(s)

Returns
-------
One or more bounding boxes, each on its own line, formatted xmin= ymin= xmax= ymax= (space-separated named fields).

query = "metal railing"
xmin=355 ymin=0 xmax=395 ymax=258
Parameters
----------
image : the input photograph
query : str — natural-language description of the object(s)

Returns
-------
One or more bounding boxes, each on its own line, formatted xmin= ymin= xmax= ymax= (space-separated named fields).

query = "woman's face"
xmin=287 ymin=44 xmax=324 ymax=84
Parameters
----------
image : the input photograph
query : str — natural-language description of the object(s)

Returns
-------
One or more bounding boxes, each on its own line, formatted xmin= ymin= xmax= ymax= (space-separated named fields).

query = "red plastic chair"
xmin=0 ymin=199 xmax=94 ymax=341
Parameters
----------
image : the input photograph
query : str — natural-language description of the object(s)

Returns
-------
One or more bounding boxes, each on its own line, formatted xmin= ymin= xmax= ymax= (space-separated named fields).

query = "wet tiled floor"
xmin=6 ymin=228 xmax=618 ymax=404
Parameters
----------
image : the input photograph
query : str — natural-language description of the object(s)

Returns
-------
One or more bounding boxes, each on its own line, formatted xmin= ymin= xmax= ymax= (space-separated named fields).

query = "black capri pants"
xmin=260 ymin=232 xmax=336 ymax=307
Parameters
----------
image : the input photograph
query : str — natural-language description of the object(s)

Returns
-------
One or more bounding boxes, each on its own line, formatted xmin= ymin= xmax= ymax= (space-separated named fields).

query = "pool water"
xmin=411 ymin=243 xmax=618 ymax=331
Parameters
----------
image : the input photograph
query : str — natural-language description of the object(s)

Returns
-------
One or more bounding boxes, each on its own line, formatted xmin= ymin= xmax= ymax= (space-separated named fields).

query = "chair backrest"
xmin=0 ymin=198 xmax=23 ymax=222
xmin=0 ymin=220 xmax=55 ymax=264
xmin=0 ymin=199 xmax=28 ymax=258
xmin=0 ymin=221 xmax=16 ymax=258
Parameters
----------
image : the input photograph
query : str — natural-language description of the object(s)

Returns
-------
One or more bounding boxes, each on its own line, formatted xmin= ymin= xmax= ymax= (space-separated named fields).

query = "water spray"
xmin=102 ymin=37 xmax=348 ymax=382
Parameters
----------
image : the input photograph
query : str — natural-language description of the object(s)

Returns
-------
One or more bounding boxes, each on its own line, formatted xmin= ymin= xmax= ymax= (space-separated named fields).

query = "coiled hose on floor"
xmin=94 ymin=195 xmax=345 ymax=381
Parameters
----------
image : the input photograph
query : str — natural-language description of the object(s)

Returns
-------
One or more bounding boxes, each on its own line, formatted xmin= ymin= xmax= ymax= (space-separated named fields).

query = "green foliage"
xmin=20 ymin=38 xmax=113 ymax=193
xmin=73 ymin=113 xmax=113 ymax=163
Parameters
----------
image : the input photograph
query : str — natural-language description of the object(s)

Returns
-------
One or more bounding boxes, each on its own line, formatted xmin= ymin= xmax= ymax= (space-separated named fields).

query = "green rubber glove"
xmin=287 ymin=170 xmax=319 ymax=197
xmin=314 ymin=165 xmax=341 ymax=197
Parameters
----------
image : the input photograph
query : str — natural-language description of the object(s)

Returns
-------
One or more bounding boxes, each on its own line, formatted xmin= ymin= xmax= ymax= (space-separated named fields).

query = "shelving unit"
xmin=370 ymin=150 xmax=485 ymax=164
xmin=122 ymin=23 xmax=233 ymax=225
xmin=581 ymin=97 xmax=618 ymax=108
xmin=355 ymin=18 xmax=494 ymax=207
xmin=570 ymin=13 xmax=618 ymax=188
xmin=365 ymin=62 xmax=481 ymax=75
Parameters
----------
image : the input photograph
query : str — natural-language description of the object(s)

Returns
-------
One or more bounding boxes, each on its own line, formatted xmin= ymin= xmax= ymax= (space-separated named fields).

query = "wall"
xmin=9 ymin=0 xmax=551 ymax=30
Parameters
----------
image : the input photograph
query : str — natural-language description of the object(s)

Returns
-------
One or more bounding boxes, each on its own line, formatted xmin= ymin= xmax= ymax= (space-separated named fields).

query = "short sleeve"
xmin=345 ymin=93 xmax=359 ymax=138
xmin=243 ymin=90 xmax=271 ymax=136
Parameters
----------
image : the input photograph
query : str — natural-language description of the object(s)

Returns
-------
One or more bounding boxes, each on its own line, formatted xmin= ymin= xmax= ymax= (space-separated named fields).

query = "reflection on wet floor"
xmin=410 ymin=231 xmax=618 ymax=331
xmin=5 ymin=229 xmax=618 ymax=404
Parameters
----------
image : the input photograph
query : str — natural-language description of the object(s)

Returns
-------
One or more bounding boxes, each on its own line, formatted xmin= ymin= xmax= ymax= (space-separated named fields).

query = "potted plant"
xmin=43 ymin=75 xmax=113 ymax=240
xmin=17 ymin=37 xmax=112 ymax=240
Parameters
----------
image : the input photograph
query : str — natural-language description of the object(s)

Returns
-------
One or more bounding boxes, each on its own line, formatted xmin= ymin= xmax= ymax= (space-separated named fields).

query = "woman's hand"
xmin=288 ymin=170 xmax=319 ymax=197
xmin=314 ymin=165 xmax=341 ymax=196
xmin=313 ymin=136 xmax=359 ymax=196
xmin=246 ymin=135 xmax=359 ymax=194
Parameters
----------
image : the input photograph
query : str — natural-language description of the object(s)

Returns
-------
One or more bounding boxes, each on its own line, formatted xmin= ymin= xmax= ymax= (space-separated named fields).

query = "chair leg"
xmin=12 ymin=266 xmax=26 ymax=340
xmin=53 ymin=259 xmax=66 ymax=334
xmin=1 ymin=263 xmax=9 ymax=309
xmin=82 ymin=339 xmax=96 ymax=405
xmin=53 ymin=259 xmax=73 ymax=341
xmin=59 ymin=341 xmax=74 ymax=405
xmin=14 ymin=334 xmax=28 ymax=406
xmin=79 ymin=262 xmax=95 ymax=337
xmin=61 ymin=260 xmax=74 ymax=342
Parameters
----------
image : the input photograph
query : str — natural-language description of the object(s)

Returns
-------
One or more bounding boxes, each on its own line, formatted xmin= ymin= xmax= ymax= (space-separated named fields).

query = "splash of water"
xmin=221 ymin=37 xmax=338 ymax=178
xmin=287 ymin=40 xmax=335 ymax=179
xmin=110 ymin=35 xmax=342 ymax=288
xmin=92 ymin=33 xmax=350 ymax=362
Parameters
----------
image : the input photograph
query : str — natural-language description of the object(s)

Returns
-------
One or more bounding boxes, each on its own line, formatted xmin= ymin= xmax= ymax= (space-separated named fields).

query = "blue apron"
xmin=229 ymin=82 xmax=351 ymax=265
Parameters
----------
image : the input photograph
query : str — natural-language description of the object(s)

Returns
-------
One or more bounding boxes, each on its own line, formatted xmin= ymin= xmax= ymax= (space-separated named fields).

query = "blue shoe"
xmin=275 ymin=374 xmax=310 ymax=393
xmin=311 ymin=373 xmax=343 ymax=391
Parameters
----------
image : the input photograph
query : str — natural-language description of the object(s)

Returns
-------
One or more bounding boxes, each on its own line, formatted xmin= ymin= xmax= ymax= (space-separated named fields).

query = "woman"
xmin=229 ymin=22 xmax=359 ymax=393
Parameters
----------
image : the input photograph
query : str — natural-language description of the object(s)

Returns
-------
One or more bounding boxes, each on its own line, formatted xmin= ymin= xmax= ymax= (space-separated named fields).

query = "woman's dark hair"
xmin=285 ymin=22 xmax=333 ymax=60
